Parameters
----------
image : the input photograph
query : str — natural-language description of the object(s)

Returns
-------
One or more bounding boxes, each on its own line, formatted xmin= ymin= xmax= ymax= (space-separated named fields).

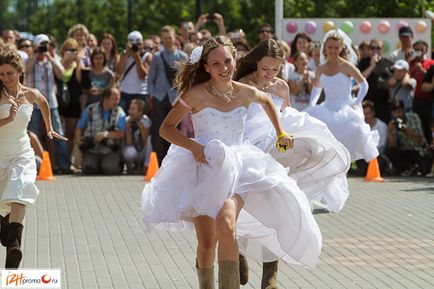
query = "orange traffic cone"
xmin=37 ymin=151 xmax=56 ymax=181
xmin=364 ymin=158 xmax=384 ymax=182
xmin=144 ymin=152 xmax=159 ymax=181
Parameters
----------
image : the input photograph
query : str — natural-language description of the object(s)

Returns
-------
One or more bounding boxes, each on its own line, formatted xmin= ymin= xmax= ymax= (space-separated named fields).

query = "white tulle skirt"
xmin=305 ymin=104 xmax=379 ymax=162
xmin=245 ymin=107 xmax=351 ymax=212
xmin=141 ymin=140 xmax=322 ymax=269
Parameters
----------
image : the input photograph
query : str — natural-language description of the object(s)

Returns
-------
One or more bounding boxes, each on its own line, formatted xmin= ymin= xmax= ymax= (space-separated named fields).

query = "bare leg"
xmin=193 ymin=216 xmax=217 ymax=269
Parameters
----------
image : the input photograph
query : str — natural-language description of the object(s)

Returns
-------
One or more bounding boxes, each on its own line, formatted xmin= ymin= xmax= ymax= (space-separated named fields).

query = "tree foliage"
xmin=1 ymin=0 xmax=433 ymax=46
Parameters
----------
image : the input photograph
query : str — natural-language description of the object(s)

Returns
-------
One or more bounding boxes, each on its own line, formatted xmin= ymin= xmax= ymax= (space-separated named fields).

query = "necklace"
xmin=254 ymin=72 xmax=272 ymax=91
xmin=210 ymin=81 xmax=234 ymax=103
xmin=3 ymin=84 xmax=22 ymax=100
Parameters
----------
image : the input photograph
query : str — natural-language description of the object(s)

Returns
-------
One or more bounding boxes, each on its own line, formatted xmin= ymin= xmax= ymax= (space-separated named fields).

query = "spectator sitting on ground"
xmin=386 ymin=100 xmax=431 ymax=176
xmin=75 ymin=86 xmax=126 ymax=175
xmin=355 ymin=100 xmax=391 ymax=175
xmin=122 ymin=99 xmax=152 ymax=175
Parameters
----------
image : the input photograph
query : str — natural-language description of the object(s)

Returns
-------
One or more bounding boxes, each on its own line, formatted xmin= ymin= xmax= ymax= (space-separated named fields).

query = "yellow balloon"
xmin=323 ymin=21 xmax=335 ymax=32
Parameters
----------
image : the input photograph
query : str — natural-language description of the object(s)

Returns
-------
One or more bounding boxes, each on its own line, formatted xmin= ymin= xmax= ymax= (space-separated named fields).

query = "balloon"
xmin=286 ymin=21 xmax=298 ymax=34
xmin=323 ymin=21 xmax=335 ymax=32
xmin=359 ymin=21 xmax=372 ymax=34
xmin=340 ymin=20 xmax=354 ymax=34
xmin=378 ymin=20 xmax=391 ymax=33
xmin=304 ymin=21 xmax=317 ymax=34
xmin=382 ymin=40 xmax=391 ymax=53
xmin=416 ymin=20 xmax=427 ymax=33
xmin=396 ymin=20 xmax=409 ymax=31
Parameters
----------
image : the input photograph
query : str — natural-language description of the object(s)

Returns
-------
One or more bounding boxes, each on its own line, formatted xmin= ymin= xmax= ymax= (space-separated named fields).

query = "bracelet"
xmin=277 ymin=131 xmax=288 ymax=141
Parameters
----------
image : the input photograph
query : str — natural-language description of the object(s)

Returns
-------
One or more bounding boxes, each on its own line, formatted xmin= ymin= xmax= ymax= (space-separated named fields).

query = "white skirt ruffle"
xmin=141 ymin=140 xmax=322 ymax=269
xmin=245 ymin=107 xmax=351 ymax=212
xmin=305 ymin=104 xmax=379 ymax=162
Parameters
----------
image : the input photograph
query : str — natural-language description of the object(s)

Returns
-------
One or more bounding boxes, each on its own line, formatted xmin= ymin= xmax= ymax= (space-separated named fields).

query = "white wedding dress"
xmin=0 ymin=103 xmax=39 ymax=217
xmin=141 ymin=106 xmax=322 ymax=269
xmin=305 ymin=73 xmax=379 ymax=162
xmin=245 ymin=94 xmax=351 ymax=212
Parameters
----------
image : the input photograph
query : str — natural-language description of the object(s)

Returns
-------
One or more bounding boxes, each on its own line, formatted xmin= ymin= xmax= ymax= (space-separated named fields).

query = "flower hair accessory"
xmin=189 ymin=46 xmax=203 ymax=64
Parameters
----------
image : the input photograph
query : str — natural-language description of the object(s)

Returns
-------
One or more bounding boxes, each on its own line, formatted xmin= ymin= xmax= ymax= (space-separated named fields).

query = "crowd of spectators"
xmin=1 ymin=14 xmax=433 ymax=177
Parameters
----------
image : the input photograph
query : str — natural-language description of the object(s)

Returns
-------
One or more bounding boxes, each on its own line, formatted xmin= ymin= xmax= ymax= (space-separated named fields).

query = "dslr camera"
xmin=37 ymin=44 xmax=48 ymax=53
xmin=131 ymin=43 xmax=139 ymax=52
xmin=391 ymin=117 xmax=405 ymax=130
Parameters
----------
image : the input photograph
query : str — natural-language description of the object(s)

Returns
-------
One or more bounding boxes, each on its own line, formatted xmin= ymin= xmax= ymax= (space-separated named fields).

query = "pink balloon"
xmin=286 ymin=21 xmax=298 ymax=34
xmin=396 ymin=20 xmax=409 ymax=31
xmin=359 ymin=21 xmax=372 ymax=34
xmin=378 ymin=20 xmax=391 ymax=33
xmin=304 ymin=21 xmax=317 ymax=34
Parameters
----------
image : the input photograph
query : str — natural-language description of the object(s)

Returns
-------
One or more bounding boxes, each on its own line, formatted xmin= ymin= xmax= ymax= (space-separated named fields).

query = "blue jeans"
xmin=28 ymin=108 xmax=71 ymax=170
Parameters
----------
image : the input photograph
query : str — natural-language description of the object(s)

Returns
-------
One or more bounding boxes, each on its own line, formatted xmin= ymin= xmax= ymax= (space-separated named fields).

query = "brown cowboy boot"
xmin=261 ymin=260 xmax=278 ymax=289
xmin=196 ymin=259 xmax=215 ymax=289
xmin=219 ymin=260 xmax=240 ymax=289
xmin=239 ymin=254 xmax=249 ymax=285
xmin=5 ymin=222 xmax=23 ymax=269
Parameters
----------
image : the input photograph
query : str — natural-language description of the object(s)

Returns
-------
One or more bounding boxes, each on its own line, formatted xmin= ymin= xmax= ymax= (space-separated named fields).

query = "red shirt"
xmin=410 ymin=58 xmax=434 ymax=100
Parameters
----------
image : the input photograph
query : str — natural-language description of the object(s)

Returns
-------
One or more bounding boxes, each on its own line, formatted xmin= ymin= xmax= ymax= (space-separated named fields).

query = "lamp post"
xmin=128 ymin=0 xmax=133 ymax=32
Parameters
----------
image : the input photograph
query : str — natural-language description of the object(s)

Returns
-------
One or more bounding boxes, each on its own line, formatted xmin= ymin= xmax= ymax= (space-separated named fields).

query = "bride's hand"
xmin=47 ymin=130 xmax=68 ymax=141
xmin=191 ymin=143 xmax=208 ymax=164
xmin=276 ymin=133 xmax=294 ymax=152
xmin=8 ymin=103 xmax=19 ymax=121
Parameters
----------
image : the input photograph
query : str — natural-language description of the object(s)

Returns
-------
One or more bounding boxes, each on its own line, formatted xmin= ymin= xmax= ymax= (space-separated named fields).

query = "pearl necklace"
xmin=3 ymin=84 xmax=22 ymax=100
xmin=210 ymin=81 xmax=234 ymax=103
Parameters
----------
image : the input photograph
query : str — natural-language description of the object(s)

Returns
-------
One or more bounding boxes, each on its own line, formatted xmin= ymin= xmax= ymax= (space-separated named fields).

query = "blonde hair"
xmin=174 ymin=36 xmax=236 ymax=97
xmin=60 ymin=38 xmax=81 ymax=57
xmin=68 ymin=23 xmax=90 ymax=46
xmin=131 ymin=99 xmax=145 ymax=113
xmin=323 ymin=32 xmax=350 ymax=61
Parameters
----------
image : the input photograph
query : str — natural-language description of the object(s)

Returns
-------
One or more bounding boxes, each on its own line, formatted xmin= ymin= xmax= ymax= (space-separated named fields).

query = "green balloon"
xmin=341 ymin=21 xmax=354 ymax=34
xmin=383 ymin=40 xmax=391 ymax=53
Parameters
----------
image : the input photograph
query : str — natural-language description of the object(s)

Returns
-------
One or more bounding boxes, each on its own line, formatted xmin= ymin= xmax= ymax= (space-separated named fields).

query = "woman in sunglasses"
xmin=58 ymin=38 xmax=83 ymax=156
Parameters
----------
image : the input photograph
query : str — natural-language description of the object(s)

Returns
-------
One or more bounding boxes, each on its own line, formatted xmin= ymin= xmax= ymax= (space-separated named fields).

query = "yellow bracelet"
xmin=277 ymin=131 xmax=288 ymax=141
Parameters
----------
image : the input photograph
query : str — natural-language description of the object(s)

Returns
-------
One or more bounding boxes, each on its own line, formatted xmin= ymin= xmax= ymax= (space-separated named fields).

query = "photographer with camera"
xmin=26 ymin=34 xmax=72 ymax=174
xmin=147 ymin=25 xmax=187 ymax=164
xmin=388 ymin=59 xmax=416 ymax=112
xmin=390 ymin=26 xmax=414 ymax=63
xmin=117 ymin=31 xmax=152 ymax=112
xmin=195 ymin=13 xmax=226 ymax=38
xmin=386 ymin=100 xmax=431 ymax=176
xmin=122 ymin=99 xmax=151 ymax=175
xmin=74 ymin=86 xmax=126 ymax=175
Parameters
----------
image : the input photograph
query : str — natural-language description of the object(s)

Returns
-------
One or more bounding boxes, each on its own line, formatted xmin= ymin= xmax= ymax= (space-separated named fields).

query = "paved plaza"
xmin=2 ymin=175 xmax=433 ymax=289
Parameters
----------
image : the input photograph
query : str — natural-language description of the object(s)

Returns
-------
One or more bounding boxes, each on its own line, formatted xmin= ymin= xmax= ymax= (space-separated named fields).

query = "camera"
xmin=207 ymin=13 xmax=216 ymax=21
xmin=79 ymin=136 xmax=95 ymax=152
xmin=130 ymin=120 xmax=139 ymax=131
xmin=131 ymin=43 xmax=139 ymax=52
xmin=101 ymin=138 xmax=120 ymax=152
xmin=37 ymin=44 xmax=48 ymax=53
xmin=392 ymin=118 xmax=404 ymax=130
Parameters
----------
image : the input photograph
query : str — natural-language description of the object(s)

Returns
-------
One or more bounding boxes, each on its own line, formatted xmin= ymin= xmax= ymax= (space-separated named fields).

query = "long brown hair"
xmin=173 ymin=36 xmax=236 ymax=97
xmin=99 ymin=33 xmax=119 ymax=58
xmin=0 ymin=50 xmax=25 ymax=91
xmin=234 ymin=39 xmax=286 ymax=81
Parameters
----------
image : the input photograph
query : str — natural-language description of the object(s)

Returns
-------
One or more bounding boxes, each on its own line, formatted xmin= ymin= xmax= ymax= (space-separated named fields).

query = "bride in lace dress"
xmin=140 ymin=36 xmax=322 ymax=289
xmin=0 ymin=50 xmax=66 ymax=269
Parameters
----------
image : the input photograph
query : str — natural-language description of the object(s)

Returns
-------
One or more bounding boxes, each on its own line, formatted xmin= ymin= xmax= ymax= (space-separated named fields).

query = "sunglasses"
xmin=65 ymin=48 xmax=77 ymax=52
xmin=370 ymin=46 xmax=381 ymax=50
xmin=19 ymin=44 xmax=32 ymax=48
xmin=260 ymin=29 xmax=272 ymax=33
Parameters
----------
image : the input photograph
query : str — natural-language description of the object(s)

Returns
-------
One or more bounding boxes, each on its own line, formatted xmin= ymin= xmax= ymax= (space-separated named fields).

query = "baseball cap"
xmin=399 ymin=26 xmax=413 ymax=37
xmin=392 ymin=59 xmax=409 ymax=71
xmin=33 ymin=34 xmax=50 ymax=46
xmin=127 ymin=31 xmax=143 ymax=44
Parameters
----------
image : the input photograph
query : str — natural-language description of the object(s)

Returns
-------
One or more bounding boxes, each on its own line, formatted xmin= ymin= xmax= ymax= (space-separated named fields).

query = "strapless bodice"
xmin=191 ymin=106 xmax=247 ymax=146
xmin=319 ymin=73 xmax=353 ymax=110
xmin=247 ymin=93 xmax=283 ymax=119
xmin=0 ymin=103 xmax=33 ymax=158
